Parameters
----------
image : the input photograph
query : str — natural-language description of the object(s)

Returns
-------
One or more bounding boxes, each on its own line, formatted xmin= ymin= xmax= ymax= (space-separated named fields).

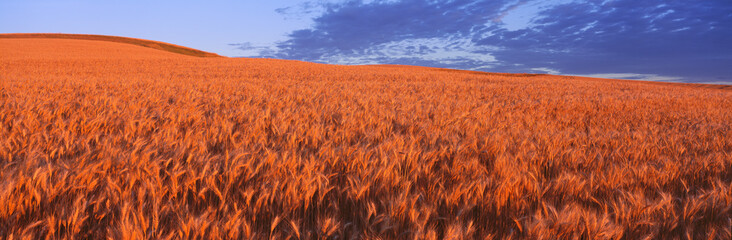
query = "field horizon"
xmin=3 ymin=33 xmax=731 ymax=88
xmin=1 ymin=34 xmax=730 ymax=239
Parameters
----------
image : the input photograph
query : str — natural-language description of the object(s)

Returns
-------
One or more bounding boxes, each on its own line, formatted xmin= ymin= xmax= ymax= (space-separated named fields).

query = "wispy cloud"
xmin=577 ymin=73 xmax=683 ymax=82
xmin=241 ymin=0 xmax=732 ymax=83
xmin=228 ymin=42 xmax=276 ymax=57
xmin=493 ymin=0 xmax=528 ymax=23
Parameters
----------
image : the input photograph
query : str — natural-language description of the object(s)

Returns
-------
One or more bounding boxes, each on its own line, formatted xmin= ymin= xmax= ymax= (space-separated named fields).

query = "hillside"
xmin=0 ymin=37 xmax=730 ymax=239
xmin=0 ymin=33 xmax=221 ymax=57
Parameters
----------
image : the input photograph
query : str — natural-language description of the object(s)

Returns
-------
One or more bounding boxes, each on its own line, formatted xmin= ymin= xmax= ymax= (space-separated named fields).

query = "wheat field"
xmin=0 ymin=37 xmax=731 ymax=239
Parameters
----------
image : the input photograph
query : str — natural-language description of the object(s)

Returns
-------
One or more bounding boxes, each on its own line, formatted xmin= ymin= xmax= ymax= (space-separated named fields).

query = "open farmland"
xmin=0 ymin=36 xmax=731 ymax=239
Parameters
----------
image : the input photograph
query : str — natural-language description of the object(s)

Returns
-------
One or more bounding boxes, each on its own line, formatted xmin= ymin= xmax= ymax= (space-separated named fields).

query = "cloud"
xmin=287 ymin=36 xmax=499 ymax=71
xmin=577 ymin=73 xmax=683 ymax=82
xmin=229 ymin=42 xmax=259 ymax=51
xmin=228 ymin=42 xmax=276 ymax=57
xmin=269 ymin=0 xmax=505 ymax=60
xmin=493 ymin=1 xmax=528 ymax=23
xmin=274 ymin=1 xmax=331 ymax=20
xmin=478 ymin=0 xmax=732 ymax=82
xmin=247 ymin=0 xmax=732 ymax=83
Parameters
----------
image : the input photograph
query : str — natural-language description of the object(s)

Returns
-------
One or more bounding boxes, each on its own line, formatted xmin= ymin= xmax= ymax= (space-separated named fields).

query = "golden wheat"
xmin=0 ymin=37 xmax=731 ymax=239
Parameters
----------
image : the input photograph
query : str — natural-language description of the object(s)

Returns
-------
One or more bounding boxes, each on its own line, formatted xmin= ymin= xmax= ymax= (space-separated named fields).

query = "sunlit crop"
xmin=1 ymin=36 xmax=730 ymax=239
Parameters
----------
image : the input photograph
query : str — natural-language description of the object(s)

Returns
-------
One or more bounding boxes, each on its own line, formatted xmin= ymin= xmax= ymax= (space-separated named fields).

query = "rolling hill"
xmin=0 ymin=34 xmax=730 ymax=239
xmin=0 ymin=33 xmax=221 ymax=57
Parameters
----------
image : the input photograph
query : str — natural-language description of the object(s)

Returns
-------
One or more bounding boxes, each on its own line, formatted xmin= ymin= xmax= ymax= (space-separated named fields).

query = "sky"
xmin=2 ymin=0 xmax=731 ymax=84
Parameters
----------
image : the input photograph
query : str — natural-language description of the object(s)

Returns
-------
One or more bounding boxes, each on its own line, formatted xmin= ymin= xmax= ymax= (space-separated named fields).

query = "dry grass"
xmin=1 ymin=37 xmax=731 ymax=239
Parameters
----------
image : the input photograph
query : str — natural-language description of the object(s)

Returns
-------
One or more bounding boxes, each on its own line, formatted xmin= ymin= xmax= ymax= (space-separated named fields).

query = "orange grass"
xmin=0 ymin=36 xmax=731 ymax=239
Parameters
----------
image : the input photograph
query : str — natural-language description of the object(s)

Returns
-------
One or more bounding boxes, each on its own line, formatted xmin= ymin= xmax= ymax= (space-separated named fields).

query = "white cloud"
xmin=317 ymin=36 xmax=499 ymax=69
xmin=530 ymin=67 xmax=561 ymax=74
xmin=576 ymin=73 xmax=683 ymax=82
xmin=497 ymin=0 xmax=578 ymax=31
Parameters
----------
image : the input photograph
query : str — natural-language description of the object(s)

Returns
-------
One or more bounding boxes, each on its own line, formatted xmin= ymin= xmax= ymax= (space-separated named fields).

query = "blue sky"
xmin=2 ymin=0 xmax=731 ymax=83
